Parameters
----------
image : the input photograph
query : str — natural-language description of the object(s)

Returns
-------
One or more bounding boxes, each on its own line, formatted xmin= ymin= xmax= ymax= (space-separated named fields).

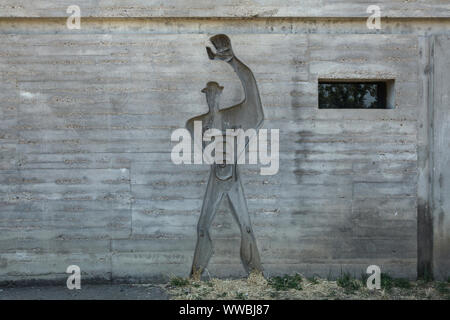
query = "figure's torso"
xmin=202 ymin=111 xmax=235 ymax=181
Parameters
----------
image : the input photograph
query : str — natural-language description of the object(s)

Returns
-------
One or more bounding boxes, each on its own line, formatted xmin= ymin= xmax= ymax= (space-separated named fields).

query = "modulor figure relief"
xmin=186 ymin=34 xmax=265 ymax=278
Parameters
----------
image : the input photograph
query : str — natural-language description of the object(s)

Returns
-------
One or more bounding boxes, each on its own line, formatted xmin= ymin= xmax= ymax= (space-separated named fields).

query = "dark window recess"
xmin=318 ymin=81 xmax=394 ymax=109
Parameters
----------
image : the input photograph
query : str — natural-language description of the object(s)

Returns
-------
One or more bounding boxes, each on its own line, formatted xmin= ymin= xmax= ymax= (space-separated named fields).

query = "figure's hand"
xmin=206 ymin=46 xmax=233 ymax=62
xmin=206 ymin=34 xmax=234 ymax=62
xmin=206 ymin=46 xmax=216 ymax=60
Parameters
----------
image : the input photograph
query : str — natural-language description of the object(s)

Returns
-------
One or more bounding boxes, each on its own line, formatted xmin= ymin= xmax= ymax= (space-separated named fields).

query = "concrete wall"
xmin=0 ymin=2 xmax=448 ymax=283
xmin=431 ymin=35 xmax=450 ymax=280
xmin=1 ymin=0 xmax=450 ymax=18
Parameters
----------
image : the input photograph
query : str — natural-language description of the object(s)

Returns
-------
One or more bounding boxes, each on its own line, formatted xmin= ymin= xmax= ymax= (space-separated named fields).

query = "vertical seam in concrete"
xmin=427 ymin=36 xmax=435 ymax=278
xmin=351 ymin=162 xmax=355 ymax=218
xmin=129 ymin=165 xmax=133 ymax=237
xmin=417 ymin=35 xmax=434 ymax=279
xmin=306 ymin=33 xmax=311 ymax=82
xmin=110 ymin=238 xmax=113 ymax=283
xmin=420 ymin=35 xmax=435 ymax=279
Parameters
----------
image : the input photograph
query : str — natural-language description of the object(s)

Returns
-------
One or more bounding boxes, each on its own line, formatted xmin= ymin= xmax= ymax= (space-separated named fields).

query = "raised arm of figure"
xmin=206 ymin=34 xmax=264 ymax=131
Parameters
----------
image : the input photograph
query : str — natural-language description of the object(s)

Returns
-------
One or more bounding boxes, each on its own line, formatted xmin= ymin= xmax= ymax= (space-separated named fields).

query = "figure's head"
xmin=201 ymin=81 xmax=223 ymax=94
xmin=201 ymin=81 xmax=223 ymax=111
xmin=206 ymin=34 xmax=234 ymax=62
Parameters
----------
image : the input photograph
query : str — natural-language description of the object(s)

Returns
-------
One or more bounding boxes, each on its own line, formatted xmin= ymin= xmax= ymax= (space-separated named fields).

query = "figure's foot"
xmin=190 ymin=267 xmax=203 ymax=281
xmin=240 ymin=237 xmax=264 ymax=276
xmin=247 ymin=270 xmax=267 ymax=285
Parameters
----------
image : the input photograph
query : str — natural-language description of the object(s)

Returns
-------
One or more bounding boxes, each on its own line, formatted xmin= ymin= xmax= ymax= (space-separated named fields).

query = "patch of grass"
xmin=328 ymin=289 xmax=340 ymax=298
xmin=436 ymin=282 xmax=450 ymax=295
xmin=183 ymin=288 xmax=191 ymax=295
xmin=360 ymin=272 xmax=369 ymax=286
xmin=308 ymin=276 xmax=319 ymax=285
xmin=170 ymin=276 xmax=190 ymax=287
xmin=381 ymin=273 xmax=396 ymax=290
xmin=326 ymin=270 xmax=333 ymax=281
xmin=268 ymin=273 xmax=303 ymax=291
xmin=336 ymin=272 xmax=361 ymax=292
xmin=381 ymin=273 xmax=411 ymax=290
xmin=166 ymin=273 xmax=450 ymax=300
xmin=235 ymin=291 xmax=248 ymax=300
xmin=269 ymin=291 xmax=279 ymax=298
xmin=191 ymin=287 xmax=211 ymax=300
xmin=394 ymin=278 xmax=412 ymax=289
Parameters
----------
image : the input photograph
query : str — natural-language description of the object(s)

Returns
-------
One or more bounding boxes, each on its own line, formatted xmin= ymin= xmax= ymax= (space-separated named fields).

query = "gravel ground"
xmin=0 ymin=284 xmax=168 ymax=300
xmin=1 ymin=274 xmax=449 ymax=300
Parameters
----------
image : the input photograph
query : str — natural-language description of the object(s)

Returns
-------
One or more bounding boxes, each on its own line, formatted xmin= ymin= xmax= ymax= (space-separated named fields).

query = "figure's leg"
xmin=190 ymin=173 xmax=224 ymax=279
xmin=227 ymin=179 xmax=263 ymax=274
